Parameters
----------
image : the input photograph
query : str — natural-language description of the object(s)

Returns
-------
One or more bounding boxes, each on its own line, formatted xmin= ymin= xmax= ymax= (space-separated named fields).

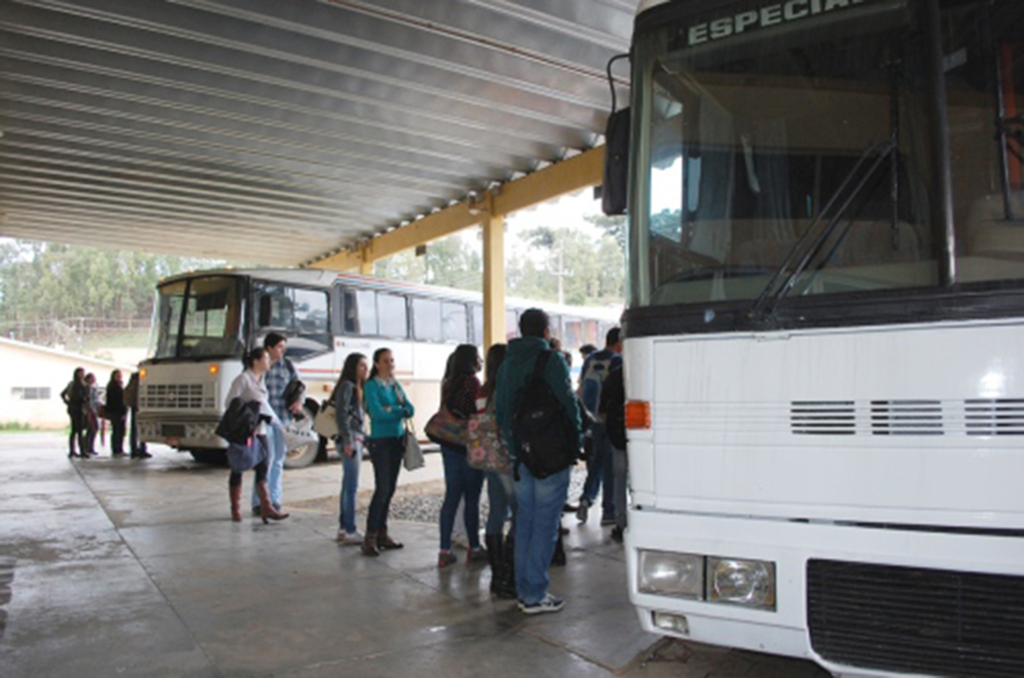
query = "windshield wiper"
xmin=751 ymin=139 xmax=896 ymax=322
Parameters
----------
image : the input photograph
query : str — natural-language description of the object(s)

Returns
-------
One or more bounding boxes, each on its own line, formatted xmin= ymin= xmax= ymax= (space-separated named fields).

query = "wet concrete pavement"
xmin=0 ymin=433 xmax=830 ymax=677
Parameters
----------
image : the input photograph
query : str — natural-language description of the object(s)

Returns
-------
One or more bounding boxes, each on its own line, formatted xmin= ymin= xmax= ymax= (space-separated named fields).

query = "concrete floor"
xmin=0 ymin=433 xmax=830 ymax=678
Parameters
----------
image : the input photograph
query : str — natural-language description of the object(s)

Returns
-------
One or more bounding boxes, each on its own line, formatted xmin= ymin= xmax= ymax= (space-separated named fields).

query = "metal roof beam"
xmin=308 ymin=146 xmax=605 ymax=271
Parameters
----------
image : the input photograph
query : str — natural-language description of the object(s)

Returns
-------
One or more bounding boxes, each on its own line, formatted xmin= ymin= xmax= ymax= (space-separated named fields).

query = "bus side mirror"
xmin=258 ymin=295 xmax=272 ymax=327
xmin=602 ymin=106 xmax=631 ymax=216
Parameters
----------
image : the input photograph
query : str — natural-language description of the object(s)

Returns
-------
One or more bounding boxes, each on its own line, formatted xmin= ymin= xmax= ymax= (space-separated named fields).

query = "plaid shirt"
xmin=265 ymin=357 xmax=297 ymax=422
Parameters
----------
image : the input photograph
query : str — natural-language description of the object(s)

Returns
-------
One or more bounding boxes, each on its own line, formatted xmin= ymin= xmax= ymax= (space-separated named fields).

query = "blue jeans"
xmin=338 ymin=445 xmax=361 ymax=534
xmin=514 ymin=464 xmax=571 ymax=605
xmin=486 ymin=471 xmax=515 ymax=536
xmin=367 ymin=437 xmax=403 ymax=532
xmin=581 ymin=423 xmax=614 ymax=515
xmin=252 ymin=423 xmax=285 ymax=509
xmin=439 ymin=446 xmax=484 ymax=550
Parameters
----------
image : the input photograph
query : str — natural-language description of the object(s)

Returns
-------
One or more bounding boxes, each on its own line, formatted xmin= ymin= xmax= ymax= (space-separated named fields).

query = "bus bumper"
xmin=137 ymin=414 xmax=224 ymax=451
xmin=625 ymin=507 xmax=1024 ymax=678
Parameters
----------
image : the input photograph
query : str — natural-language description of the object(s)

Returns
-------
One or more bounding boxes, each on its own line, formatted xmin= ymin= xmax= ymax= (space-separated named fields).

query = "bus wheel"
xmin=189 ymin=448 xmax=227 ymax=466
xmin=315 ymin=434 xmax=329 ymax=463
xmin=283 ymin=441 xmax=318 ymax=469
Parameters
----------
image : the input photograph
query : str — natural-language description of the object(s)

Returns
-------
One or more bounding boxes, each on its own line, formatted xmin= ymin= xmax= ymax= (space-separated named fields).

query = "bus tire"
xmin=283 ymin=440 xmax=319 ymax=469
xmin=315 ymin=434 xmax=329 ymax=463
xmin=189 ymin=448 xmax=227 ymax=466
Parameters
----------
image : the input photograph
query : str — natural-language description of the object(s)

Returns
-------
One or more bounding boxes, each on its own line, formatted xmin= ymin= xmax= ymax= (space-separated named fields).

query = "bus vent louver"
xmin=142 ymin=383 xmax=214 ymax=410
xmin=790 ymin=401 xmax=856 ymax=435
xmin=964 ymin=399 xmax=1024 ymax=436
xmin=871 ymin=400 xmax=943 ymax=435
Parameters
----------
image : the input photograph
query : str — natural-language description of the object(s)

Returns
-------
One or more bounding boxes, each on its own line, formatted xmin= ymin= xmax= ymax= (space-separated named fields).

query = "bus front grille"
xmin=142 ymin=383 xmax=214 ymax=410
xmin=807 ymin=559 xmax=1024 ymax=678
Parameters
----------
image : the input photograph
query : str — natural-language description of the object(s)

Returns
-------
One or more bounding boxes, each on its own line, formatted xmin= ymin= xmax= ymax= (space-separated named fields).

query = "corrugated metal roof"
xmin=0 ymin=0 xmax=633 ymax=265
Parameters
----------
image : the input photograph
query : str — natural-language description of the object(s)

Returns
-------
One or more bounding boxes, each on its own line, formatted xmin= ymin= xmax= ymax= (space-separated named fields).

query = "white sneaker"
xmin=518 ymin=593 xmax=565 ymax=615
xmin=336 ymin=529 xmax=364 ymax=545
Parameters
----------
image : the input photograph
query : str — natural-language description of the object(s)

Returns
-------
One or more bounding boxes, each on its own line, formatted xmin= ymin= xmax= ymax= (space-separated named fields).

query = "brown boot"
xmin=377 ymin=527 xmax=404 ymax=550
xmin=229 ymin=482 xmax=242 ymax=522
xmin=256 ymin=481 xmax=289 ymax=524
xmin=362 ymin=531 xmax=380 ymax=557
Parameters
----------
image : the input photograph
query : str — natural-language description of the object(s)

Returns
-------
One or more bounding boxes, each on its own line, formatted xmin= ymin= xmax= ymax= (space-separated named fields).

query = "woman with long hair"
xmin=61 ymin=367 xmax=87 ymax=458
xmin=224 ymin=346 xmax=289 ymax=523
xmin=436 ymin=344 xmax=487 ymax=567
xmin=82 ymin=373 xmax=100 ymax=457
xmin=333 ymin=352 xmax=368 ymax=545
xmin=362 ymin=348 xmax=415 ymax=556
xmin=105 ymin=370 xmax=128 ymax=458
xmin=479 ymin=343 xmax=516 ymax=596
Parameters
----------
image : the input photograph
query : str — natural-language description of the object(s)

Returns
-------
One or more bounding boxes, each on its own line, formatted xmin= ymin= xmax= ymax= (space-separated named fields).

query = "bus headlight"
xmin=638 ymin=550 xmax=703 ymax=599
xmin=707 ymin=557 xmax=776 ymax=610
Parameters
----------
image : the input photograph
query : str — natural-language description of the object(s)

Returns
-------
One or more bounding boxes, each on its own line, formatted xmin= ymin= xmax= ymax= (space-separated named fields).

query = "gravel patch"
xmin=290 ymin=466 xmax=590 ymax=524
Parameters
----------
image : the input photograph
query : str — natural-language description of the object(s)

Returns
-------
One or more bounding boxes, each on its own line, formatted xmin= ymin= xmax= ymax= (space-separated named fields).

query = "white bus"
xmin=621 ymin=1 xmax=1024 ymax=677
xmin=138 ymin=268 xmax=619 ymax=467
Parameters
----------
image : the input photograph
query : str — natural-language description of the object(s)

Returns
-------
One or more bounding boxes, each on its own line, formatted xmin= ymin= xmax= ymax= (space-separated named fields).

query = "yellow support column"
xmin=359 ymin=245 xmax=374 ymax=276
xmin=482 ymin=199 xmax=506 ymax=350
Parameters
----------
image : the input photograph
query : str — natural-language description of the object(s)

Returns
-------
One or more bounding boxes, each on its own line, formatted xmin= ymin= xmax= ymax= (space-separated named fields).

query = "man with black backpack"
xmin=495 ymin=308 xmax=581 ymax=615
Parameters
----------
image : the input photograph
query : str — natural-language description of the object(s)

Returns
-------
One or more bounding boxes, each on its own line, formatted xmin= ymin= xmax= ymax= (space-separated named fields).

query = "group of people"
xmin=61 ymin=367 xmax=150 ymax=459
xmin=215 ymin=309 xmax=626 ymax=616
xmin=327 ymin=308 xmax=626 ymax=615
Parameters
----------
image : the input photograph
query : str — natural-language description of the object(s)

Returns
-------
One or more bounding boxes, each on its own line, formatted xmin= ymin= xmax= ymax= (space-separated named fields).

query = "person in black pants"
xmin=60 ymin=367 xmax=87 ymax=458
xmin=105 ymin=370 xmax=128 ymax=458
xmin=124 ymin=371 xmax=151 ymax=459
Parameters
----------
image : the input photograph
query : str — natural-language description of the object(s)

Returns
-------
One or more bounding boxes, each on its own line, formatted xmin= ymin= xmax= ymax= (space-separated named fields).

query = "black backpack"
xmin=512 ymin=350 xmax=578 ymax=479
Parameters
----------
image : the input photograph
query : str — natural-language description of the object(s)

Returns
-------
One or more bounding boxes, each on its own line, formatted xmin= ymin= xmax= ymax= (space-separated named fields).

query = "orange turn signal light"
xmin=139 ymin=368 xmax=147 ymax=379
xmin=625 ymin=401 xmax=651 ymax=429
xmin=208 ymin=365 xmax=219 ymax=375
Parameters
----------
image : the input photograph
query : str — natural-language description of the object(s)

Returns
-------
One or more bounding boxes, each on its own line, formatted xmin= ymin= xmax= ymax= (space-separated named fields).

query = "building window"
xmin=12 ymin=387 xmax=51 ymax=400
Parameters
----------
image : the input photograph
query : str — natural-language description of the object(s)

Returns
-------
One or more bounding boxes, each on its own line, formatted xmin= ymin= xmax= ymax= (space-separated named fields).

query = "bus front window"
xmin=150 ymin=280 xmax=187 ymax=360
xmin=149 ymin=276 xmax=244 ymax=360
xmin=633 ymin=1 xmax=939 ymax=309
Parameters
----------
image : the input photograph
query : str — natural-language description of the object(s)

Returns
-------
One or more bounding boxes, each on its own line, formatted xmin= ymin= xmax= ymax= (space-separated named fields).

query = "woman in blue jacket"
xmin=362 ymin=347 xmax=415 ymax=556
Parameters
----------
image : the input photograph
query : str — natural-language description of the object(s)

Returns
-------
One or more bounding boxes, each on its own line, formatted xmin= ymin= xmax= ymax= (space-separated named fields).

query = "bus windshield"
xmin=633 ymin=1 xmax=941 ymax=308
xmin=149 ymin=275 xmax=244 ymax=360
xmin=632 ymin=0 xmax=1024 ymax=310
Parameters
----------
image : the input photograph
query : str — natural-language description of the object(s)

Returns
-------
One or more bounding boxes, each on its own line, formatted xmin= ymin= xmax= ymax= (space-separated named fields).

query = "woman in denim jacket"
xmin=361 ymin=347 xmax=415 ymax=556
xmin=333 ymin=352 xmax=368 ymax=545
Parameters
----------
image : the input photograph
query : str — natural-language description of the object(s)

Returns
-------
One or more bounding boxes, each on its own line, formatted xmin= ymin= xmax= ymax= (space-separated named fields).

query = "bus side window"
xmin=549 ymin=315 xmax=563 ymax=343
xmin=345 ymin=289 xmax=378 ymax=336
xmin=442 ymin=302 xmax=468 ymax=344
xmin=506 ymin=309 xmax=519 ymax=340
xmin=470 ymin=304 xmax=484 ymax=345
xmin=412 ymin=297 xmax=442 ymax=342
xmin=377 ymin=292 xmax=408 ymax=339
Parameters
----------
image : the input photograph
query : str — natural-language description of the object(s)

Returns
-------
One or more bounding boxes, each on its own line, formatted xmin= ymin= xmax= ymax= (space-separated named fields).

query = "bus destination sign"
xmin=687 ymin=0 xmax=869 ymax=47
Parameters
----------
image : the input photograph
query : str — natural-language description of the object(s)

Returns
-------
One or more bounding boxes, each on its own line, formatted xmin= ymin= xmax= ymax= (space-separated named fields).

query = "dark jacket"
xmin=495 ymin=336 xmax=581 ymax=459
xmin=444 ymin=373 xmax=481 ymax=419
xmin=61 ymin=379 xmax=85 ymax=416
xmin=105 ymin=380 xmax=127 ymax=418
xmin=216 ymin=397 xmax=263 ymax=445
xmin=599 ymin=363 xmax=626 ymax=451
xmin=333 ymin=380 xmax=366 ymax=450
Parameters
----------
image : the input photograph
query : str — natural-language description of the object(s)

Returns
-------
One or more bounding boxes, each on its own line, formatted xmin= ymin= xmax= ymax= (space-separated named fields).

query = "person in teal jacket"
xmin=494 ymin=308 xmax=581 ymax=615
xmin=362 ymin=347 xmax=415 ymax=557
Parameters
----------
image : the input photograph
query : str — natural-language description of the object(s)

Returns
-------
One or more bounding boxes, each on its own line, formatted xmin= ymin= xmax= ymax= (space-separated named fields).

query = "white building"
xmin=0 ymin=337 xmax=135 ymax=429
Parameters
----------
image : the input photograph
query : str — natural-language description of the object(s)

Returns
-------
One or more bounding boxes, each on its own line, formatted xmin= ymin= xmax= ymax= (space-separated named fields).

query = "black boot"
xmin=551 ymin=531 xmax=566 ymax=567
xmin=485 ymin=533 xmax=504 ymax=595
xmin=496 ymin=533 xmax=517 ymax=600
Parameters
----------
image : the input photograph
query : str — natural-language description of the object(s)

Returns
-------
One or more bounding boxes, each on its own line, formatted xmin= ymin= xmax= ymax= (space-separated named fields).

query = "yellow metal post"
xmin=358 ymin=243 xmax=374 ymax=276
xmin=482 ymin=197 xmax=506 ymax=350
